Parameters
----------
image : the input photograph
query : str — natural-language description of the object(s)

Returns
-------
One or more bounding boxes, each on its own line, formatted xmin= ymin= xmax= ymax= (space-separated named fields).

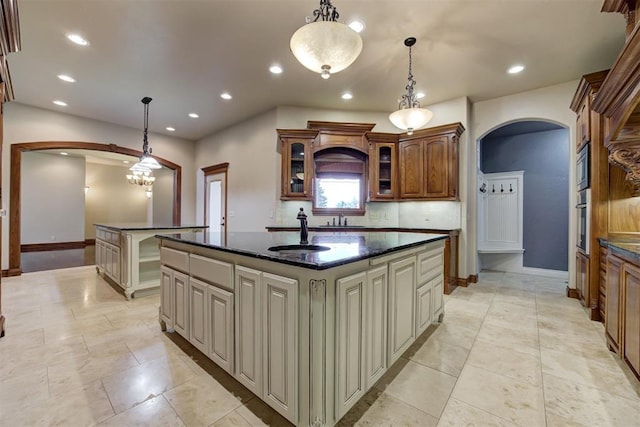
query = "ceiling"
xmin=8 ymin=0 xmax=625 ymax=142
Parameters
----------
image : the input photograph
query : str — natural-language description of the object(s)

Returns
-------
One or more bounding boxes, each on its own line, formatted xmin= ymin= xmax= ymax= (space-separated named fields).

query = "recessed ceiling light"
xmin=188 ymin=113 xmax=199 ymax=118
xmin=342 ymin=92 xmax=353 ymax=100
xmin=53 ymin=100 xmax=68 ymax=106
xmin=348 ymin=20 xmax=365 ymax=33
xmin=269 ymin=64 xmax=283 ymax=74
xmin=66 ymin=33 xmax=89 ymax=46
xmin=57 ymin=74 xmax=76 ymax=83
xmin=166 ymin=127 xmax=175 ymax=132
xmin=60 ymin=152 xmax=68 ymax=156
xmin=123 ymin=160 xmax=130 ymax=164
xmin=507 ymin=64 xmax=525 ymax=74
xmin=220 ymin=93 xmax=232 ymax=100
xmin=416 ymin=92 xmax=426 ymax=99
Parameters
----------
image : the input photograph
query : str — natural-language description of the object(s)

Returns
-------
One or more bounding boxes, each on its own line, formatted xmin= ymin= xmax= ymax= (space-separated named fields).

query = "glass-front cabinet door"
xmin=278 ymin=130 xmax=317 ymax=200
xmin=367 ymin=134 xmax=398 ymax=201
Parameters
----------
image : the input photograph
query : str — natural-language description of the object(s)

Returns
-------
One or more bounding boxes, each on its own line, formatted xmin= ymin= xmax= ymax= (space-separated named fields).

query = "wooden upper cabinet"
xmin=576 ymin=95 xmax=591 ymax=152
xmin=277 ymin=129 xmax=318 ymax=200
xmin=367 ymin=133 xmax=399 ymax=201
xmin=398 ymin=123 xmax=464 ymax=201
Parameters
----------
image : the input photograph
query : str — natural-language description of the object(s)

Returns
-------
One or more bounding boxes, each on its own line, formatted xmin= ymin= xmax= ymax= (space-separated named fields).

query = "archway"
xmin=9 ymin=141 xmax=182 ymax=276
xmin=476 ymin=120 xmax=570 ymax=277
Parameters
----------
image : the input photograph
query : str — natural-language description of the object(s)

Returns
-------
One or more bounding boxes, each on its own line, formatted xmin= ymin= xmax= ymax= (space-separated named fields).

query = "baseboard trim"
xmin=7 ymin=268 xmax=21 ymax=277
xmin=566 ymin=286 xmax=580 ymax=299
xmin=468 ymin=275 xmax=478 ymax=284
xmin=21 ymin=240 xmax=92 ymax=252
xmin=522 ymin=266 xmax=568 ymax=280
xmin=1 ymin=269 xmax=8 ymax=277
xmin=457 ymin=275 xmax=478 ymax=287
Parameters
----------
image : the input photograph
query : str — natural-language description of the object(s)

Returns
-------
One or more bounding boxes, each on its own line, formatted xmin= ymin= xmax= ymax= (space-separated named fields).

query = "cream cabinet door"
xmin=336 ymin=272 xmax=366 ymax=420
xmin=160 ymin=266 xmax=174 ymax=329
xmin=208 ymin=284 xmax=234 ymax=375
xmin=432 ymin=275 xmax=444 ymax=322
xmin=173 ymin=270 xmax=190 ymax=339
xmin=365 ymin=266 xmax=388 ymax=389
xmin=235 ymin=266 xmax=263 ymax=396
xmin=388 ymin=256 xmax=416 ymax=364
xmin=189 ymin=277 xmax=208 ymax=354
xmin=416 ymin=282 xmax=432 ymax=336
xmin=262 ymin=272 xmax=298 ymax=423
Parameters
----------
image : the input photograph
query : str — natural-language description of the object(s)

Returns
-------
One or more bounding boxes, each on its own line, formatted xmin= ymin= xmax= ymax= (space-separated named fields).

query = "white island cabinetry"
xmin=158 ymin=232 xmax=445 ymax=426
xmin=95 ymin=223 xmax=206 ymax=299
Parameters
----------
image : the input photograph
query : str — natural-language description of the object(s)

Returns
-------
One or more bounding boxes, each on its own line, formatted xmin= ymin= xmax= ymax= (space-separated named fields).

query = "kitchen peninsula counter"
xmin=94 ymin=223 xmax=207 ymax=299
xmin=157 ymin=231 xmax=446 ymax=426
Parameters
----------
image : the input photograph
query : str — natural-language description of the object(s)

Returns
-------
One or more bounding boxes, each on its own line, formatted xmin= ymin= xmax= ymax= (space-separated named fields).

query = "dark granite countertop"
xmin=156 ymin=231 xmax=447 ymax=270
xmin=599 ymin=237 xmax=640 ymax=265
xmin=266 ymin=226 xmax=460 ymax=235
xmin=95 ymin=223 xmax=207 ymax=232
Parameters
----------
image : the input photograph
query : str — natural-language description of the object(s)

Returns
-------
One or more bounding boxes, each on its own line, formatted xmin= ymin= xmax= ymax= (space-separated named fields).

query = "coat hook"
xmin=492 ymin=184 xmax=495 ymax=193
xmin=510 ymin=184 xmax=513 ymax=192
xmin=500 ymin=184 xmax=504 ymax=193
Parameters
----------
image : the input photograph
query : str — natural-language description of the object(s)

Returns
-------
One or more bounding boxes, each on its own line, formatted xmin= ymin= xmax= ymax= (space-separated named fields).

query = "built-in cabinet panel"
xmin=606 ymin=254 xmax=623 ymax=353
xmin=262 ymin=273 xmax=298 ymax=423
xmin=368 ymin=140 xmax=398 ymax=200
xmin=365 ymin=266 xmax=388 ymax=389
xmin=388 ymin=256 xmax=416 ymax=365
xmin=189 ymin=277 xmax=208 ymax=354
xmin=235 ymin=266 xmax=263 ymax=396
xmin=577 ymin=251 xmax=590 ymax=305
xmin=208 ymin=285 xmax=234 ymax=374
xmin=398 ymin=140 xmax=424 ymax=199
xmin=160 ymin=266 xmax=173 ymax=328
xmin=416 ymin=284 xmax=432 ymax=336
xmin=278 ymin=130 xmax=317 ymax=200
xmin=336 ymin=272 xmax=366 ymax=420
xmin=623 ymin=262 xmax=640 ymax=377
xmin=336 ymin=265 xmax=389 ymax=421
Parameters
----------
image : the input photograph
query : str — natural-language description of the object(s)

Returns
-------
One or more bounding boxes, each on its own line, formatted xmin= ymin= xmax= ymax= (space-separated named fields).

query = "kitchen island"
xmin=157 ymin=230 xmax=446 ymax=426
xmin=94 ymin=223 xmax=207 ymax=299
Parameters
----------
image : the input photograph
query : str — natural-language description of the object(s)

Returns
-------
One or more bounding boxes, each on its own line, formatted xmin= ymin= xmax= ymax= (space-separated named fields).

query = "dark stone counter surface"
xmin=599 ymin=237 xmax=640 ymax=265
xmin=157 ymin=231 xmax=447 ymax=270
xmin=95 ymin=223 xmax=207 ymax=232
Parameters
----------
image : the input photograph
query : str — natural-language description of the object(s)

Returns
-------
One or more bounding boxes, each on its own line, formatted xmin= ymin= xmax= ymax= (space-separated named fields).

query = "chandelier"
xmin=126 ymin=96 xmax=161 ymax=186
xmin=389 ymin=37 xmax=433 ymax=135
xmin=126 ymin=163 xmax=156 ymax=186
xmin=289 ymin=0 xmax=363 ymax=79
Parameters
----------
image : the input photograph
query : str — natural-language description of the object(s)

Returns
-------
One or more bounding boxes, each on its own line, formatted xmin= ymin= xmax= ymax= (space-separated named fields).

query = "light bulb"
xmin=321 ymin=65 xmax=331 ymax=80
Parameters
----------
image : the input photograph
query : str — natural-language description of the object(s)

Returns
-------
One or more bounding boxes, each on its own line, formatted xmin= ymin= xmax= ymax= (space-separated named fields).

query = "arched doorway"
xmin=476 ymin=120 xmax=570 ymax=277
xmin=9 ymin=141 xmax=182 ymax=276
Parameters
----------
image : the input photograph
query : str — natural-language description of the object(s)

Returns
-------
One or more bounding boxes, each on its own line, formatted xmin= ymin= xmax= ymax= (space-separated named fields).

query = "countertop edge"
xmin=156 ymin=233 xmax=448 ymax=271
xmin=95 ymin=224 xmax=208 ymax=232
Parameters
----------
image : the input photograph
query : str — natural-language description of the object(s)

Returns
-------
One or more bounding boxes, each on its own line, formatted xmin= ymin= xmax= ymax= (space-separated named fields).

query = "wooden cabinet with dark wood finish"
xmin=623 ymin=261 xmax=640 ymax=378
xmin=570 ymin=70 xmax=609 ymax=321
xmin=599 ymin=243 xmax=608 ymax=322
xmin=606 ymin=253 xmax=623 ymax=354
xmin=367 ymin=132 xmax=399 ymax=201
xmin=398 ymin=123 xmax=464 ymax=201
xmin=277 ymin=129 xmax=318 ymax=200
xmin=576 ymin=250 xmax=590 ymax=305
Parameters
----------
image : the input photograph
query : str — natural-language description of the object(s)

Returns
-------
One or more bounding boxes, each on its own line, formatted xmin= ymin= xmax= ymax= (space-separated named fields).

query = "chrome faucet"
xmin=297 ymin=207 xmax=308 ymax=244
xmin=338 ymin=213 xmax=344 ymax=226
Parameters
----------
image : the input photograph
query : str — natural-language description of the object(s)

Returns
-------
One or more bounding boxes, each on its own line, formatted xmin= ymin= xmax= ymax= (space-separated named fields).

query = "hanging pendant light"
xmin=133 ymin=97 xmax=161 ymax=170
xmin=389 ymin=37 xmax=433 ymax=135
xmin=290 ymin=0 xmax=363 ymax=79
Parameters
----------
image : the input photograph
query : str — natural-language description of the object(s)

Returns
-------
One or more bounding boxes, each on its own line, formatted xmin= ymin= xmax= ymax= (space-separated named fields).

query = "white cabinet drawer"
xmin=161 ymin=247 xmax=189 ymax=273
xmin=417 ymin=247 xmax=443 ymax=285
xmin=189 ymin=254 xmax=233 ymax=291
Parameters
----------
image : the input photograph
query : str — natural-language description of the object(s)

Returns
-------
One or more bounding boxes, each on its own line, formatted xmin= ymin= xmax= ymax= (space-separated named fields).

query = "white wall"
xmin=84 ymin=162 xmax=149 ymax=239
xmin=471 ymin=80 xmax=578 ymax=285
xmin=3 ymin=102 xmax=198 ymax=269
xmin=21 ymin=152 xmax=85 ymax=244
xmin=194 ymin=109 xmax=279 ymax=232
xmin=152 ymin=167 xmax=174 ymax=224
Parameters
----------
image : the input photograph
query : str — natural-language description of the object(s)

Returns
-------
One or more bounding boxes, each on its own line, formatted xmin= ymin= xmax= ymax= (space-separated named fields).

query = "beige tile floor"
xmin=1 ymin=266 xmax=640 ymax=426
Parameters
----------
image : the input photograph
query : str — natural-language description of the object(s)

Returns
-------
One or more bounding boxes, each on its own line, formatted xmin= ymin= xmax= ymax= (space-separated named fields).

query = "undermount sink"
xmin=268 ymin=244 xmax=331 ymax=253
xmin=317 ymin=225 xmax=365 ymax=228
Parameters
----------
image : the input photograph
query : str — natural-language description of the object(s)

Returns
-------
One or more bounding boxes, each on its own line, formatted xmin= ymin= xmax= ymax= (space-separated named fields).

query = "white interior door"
xmin=206 ymin=172 xmax=226 ymax=241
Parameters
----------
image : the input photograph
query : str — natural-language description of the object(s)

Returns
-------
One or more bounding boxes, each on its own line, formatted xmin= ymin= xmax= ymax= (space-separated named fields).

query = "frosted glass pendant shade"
xmin=389 ymin=107 xmax=433 ymax=134
xmin=138 ymin=155 xmax=161 ymax=169
xmin=290 ymin=21 xmax=363 ymax=79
